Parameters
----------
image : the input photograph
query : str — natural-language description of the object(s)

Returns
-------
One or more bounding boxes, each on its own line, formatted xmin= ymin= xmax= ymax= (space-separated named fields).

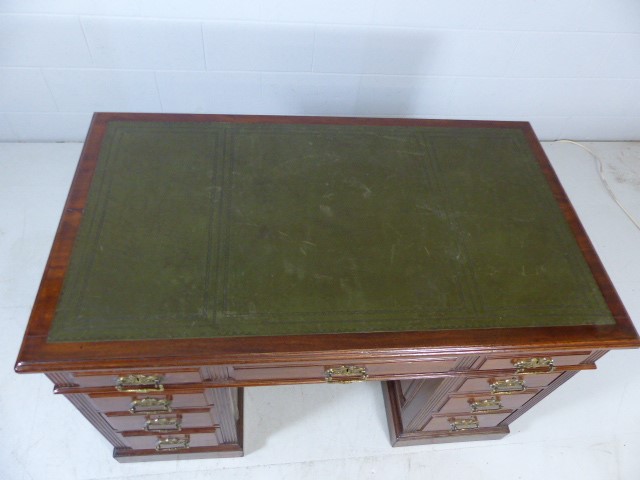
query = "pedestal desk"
xmin=15 ymin=113 xmax=639 ymax=461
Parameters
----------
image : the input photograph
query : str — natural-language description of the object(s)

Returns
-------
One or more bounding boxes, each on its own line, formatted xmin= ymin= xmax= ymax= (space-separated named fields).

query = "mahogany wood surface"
xmin=383 ymin=381 xmax=511 ymax=447
xmin=13 ymin=113 xmax=640 ymax=457
xmin=15 ymin=113 xmax=639 ymax=375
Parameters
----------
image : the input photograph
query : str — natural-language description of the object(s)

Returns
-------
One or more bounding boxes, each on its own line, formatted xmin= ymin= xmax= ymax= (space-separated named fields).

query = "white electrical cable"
xmin=554 ymin=139 xmax=640 ymax=232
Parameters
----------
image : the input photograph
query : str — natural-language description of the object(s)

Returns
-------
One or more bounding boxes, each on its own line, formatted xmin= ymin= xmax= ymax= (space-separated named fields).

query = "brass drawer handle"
xmin=144 ymin=416 xmax=181 ymax=432
xmin=129 ymin=398 xmax=172 ymax=414
xmin=155 ymin=436 xmax=190 ymax=451
xmin=512 ymin=357 xmax=554 ymax=374
xmin=449 ymin=417 xmax=479 ymax=431
xmin=469 ymin=397 xmax=502 ymax=412
xmin=116 ymin=374 xmax=164 ymax=393
xmin=490 ymin=378 xmax=526 ymax=394
xmin=325 ymin=366 xmax=368 ymax=383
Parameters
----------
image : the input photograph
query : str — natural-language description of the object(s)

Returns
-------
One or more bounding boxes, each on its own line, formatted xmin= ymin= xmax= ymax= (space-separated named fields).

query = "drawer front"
xmin=232 ymin=358 xmax=458 ymax=383
xmin=70 ymin=369 xmax=203 ymax=389
xmin=423 ymin=412 xmax=511 ymax=432
xmin=438 ymin=392 xmax=536 ymax=414
xmin=479 ymin=353 xmax=592 ymax=372
xmin=458 ymin=373 xmax=562 ymax=394
xmin=231 ymin=364 xmax=325 ymax=382
xmin=88 ymin=391 xmax=212 ymax=413
xmin=104 ymin=409 xmax=217 ymax=432
xmin=365 ymin=359 xmax=458 ymax=377
xmin=123 ymin=431 xmax=219 ymax=451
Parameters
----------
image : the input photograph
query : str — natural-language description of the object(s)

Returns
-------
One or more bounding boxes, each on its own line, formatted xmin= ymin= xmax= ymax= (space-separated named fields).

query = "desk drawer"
xmin=70 ymin=369 xmax=203 ymax=390
xmin=88 ymin=391 xmax=212 ymax=413
xmin=104 ymin=408 xmax=217 ymax=432
xmin=479 ymin=352 xmax=592 ymax=372
xmin=423 ymin=412 xmax=511 ymax=432
xmin=438 ymin=392 xmax=536 ymax=414
xmin=458 ymin=373 xmax=562 ymax=394
xmin=231 ymin=364 xmax=325 ymax=382
xmin=231 ymin=358 xmax=458 ymax=383
xmin=122 ymin=430 xmax=219 ymax=450
xmin=366 ymin=360 xmax=458 ymax=377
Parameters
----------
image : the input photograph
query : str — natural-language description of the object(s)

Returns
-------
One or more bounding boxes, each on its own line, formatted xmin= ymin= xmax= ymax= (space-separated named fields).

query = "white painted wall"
xmin=1 ymin=1 xmax=639 ymax=141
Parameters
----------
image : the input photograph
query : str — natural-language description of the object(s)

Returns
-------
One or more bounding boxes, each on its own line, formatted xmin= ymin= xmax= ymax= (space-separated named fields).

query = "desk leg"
xmin=113 ymin=387 xmax=244 ymax=462
xmin=382 ymin=380 xmax=510 ymax=446
xmin=383 ymin=368 xmax=584 ymax=447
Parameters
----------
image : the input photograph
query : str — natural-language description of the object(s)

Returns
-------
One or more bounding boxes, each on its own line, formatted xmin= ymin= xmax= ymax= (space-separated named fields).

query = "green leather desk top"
xmin=48 ymin=119 xmax=615 ymax=342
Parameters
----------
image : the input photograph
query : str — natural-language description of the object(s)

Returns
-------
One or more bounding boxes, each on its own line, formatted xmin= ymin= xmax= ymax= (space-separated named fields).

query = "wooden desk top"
xmin=15 ymin=113 xmax=639 ymax=373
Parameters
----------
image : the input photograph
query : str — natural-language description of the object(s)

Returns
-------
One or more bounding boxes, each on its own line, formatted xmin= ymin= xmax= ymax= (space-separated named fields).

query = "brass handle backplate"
xmin=469 ymin=397 xmax=502 ymax=412
xmin=155 ymin=436 xmax=190 ymax=451
xmin=490 ymin=378 xmax=526 ymax=394
xmin=116 ymin=374 xmax=164 ymax=393
xmin=129 ymin=398 xmax=172 ymax=414
xmin=512 ymin=357 xmax=555 ymax=374
xmin=144 ymin=416 xmax=182 ymax=432
xmin=325 ymin=366 xmax=368 ymax=383
xmin=449 ymin=417 xmax=479 ymax=431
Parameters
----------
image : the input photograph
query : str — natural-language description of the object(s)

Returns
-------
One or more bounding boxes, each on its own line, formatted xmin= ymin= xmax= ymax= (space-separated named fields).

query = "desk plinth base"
xmin=56 ymin=384 xmax=245 ymax=463
xmin=382 ymin=381 xmax=510 ymax=447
